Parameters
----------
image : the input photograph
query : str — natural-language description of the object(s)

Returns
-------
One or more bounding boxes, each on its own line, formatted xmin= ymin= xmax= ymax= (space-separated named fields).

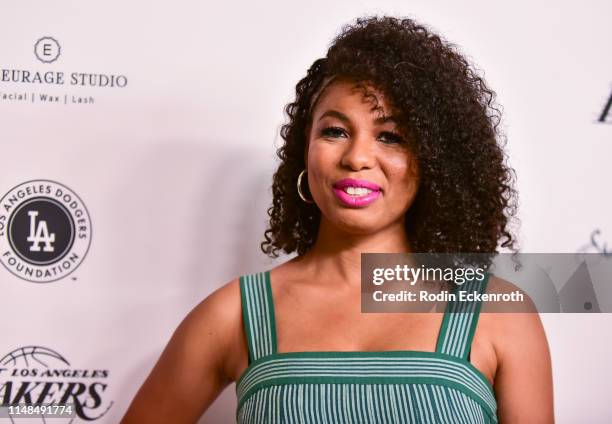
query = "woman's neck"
xmin=294 ymin=217 xmax=412 ymax=289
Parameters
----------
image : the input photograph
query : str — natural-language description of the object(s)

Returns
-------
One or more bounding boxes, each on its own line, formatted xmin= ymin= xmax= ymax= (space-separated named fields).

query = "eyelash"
xmin=320 ymin=126 xmax=405 ymax=145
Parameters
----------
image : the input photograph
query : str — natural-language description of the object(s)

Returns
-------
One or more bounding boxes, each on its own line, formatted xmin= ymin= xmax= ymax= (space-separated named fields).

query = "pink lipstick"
xmin=332 ymin=178 xmax=381 ymax=208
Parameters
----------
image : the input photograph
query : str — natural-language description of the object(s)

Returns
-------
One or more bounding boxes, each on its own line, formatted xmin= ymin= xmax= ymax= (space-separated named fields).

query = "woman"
xmin=121 ymin=15 xmax=554 ymax=423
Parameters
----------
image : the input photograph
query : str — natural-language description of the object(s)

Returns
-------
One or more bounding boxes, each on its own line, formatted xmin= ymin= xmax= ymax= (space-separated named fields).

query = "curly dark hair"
xmin=261 ymin=15 xmax=519 ymax=257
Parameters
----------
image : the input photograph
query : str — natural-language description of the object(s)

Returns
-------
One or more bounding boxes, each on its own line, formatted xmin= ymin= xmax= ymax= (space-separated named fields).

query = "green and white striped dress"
xmin=236 ymin=270 xmax=497 ymax=423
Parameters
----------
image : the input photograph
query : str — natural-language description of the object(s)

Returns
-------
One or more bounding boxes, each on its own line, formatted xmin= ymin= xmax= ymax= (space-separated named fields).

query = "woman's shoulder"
xmin=120 ymin=276 xmax=248 ymax=421
xmin=480 ymin=274 xmax=549 ymax=363
xmin=480 ymin=275 xmax=553 ymax=418
xmin=177 ymin=275 xmax=247 ymax=382
xmin=188 ymin=276 xmax=243 ymax=330
xmin=482 ymin=273 xmax=539 ymax=313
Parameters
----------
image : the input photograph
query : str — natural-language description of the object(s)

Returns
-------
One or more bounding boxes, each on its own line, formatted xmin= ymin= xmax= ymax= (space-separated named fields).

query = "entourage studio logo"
xmin=0 ymin=36 xmax=128 ymax=106
xmin=34 ymin=37 xmax=61 ymax=64
xmin=0 ymin=346 xmax=113 ymax=421
xmin=0 ymin=180 xmax=92 ymax=283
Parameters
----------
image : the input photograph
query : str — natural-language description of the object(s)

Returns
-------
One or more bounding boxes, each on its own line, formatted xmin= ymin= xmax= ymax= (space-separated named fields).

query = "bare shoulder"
xmin=188 ymin=276 xmax=242 ymax=327
xmin=481 ymin=275 xmax=554 ymax=422
xmin=156 ymin=275 xmax=245 ymax=383
xmin=482 ymin=274 xmax=543 ymax=347
xmin=484 ymin=274 xmax=538 ymax=312
xmin=120 ymin=276 xmax=246 ymax=423
xmin=184 ymin=276 xmax=246 ymax=380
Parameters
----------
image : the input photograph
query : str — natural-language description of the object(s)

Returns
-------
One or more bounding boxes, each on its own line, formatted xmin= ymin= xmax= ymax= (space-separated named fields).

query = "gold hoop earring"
xmin=297 ymin=169 xmax=314 ymax=204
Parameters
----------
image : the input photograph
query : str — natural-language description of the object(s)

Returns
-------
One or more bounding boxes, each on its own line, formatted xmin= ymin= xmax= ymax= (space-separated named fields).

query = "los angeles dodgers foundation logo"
xmin=0 ymin=180 xmax=92 ymax=283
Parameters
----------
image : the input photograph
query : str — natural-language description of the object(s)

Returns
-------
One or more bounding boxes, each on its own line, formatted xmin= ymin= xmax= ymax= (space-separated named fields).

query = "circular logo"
xmin=34 ymin=36 xmax=61 ymax=63
xmin=0 ymin=180 xmax=92 ymax=283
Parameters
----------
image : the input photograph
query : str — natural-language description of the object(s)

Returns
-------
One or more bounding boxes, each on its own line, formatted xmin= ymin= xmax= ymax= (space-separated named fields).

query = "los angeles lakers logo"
xmin=0 ymin=180 xmax=92 ymax=283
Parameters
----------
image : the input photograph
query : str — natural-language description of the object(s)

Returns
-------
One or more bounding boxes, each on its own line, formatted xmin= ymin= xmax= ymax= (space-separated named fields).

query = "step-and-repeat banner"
xmin=1 ymin=1 xmax=611 ymax=422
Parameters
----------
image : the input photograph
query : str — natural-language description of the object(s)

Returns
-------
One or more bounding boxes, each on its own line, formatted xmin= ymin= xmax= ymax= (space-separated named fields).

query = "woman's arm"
xmin=494 ymin=309 xmax=554 ymax=423
xmin=120 ymin=278 xmax=242 ymax=423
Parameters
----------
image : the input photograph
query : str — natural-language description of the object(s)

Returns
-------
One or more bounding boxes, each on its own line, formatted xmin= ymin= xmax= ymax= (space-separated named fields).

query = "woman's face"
xmin=305 ymin=79 xmax=420 ymax=235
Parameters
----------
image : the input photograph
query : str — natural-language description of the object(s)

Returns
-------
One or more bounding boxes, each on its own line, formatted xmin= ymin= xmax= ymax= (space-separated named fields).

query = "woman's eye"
xmin=379 ymin=131 xmax=405 ymax=145
xmin=320 ymin=127 xmax=405 ymax=144
xmin=320 ymin=126 xmax=347 ymax=138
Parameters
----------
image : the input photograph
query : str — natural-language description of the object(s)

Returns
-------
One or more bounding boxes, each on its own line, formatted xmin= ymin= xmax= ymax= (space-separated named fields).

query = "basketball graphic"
xmin=0 ymin=346 xmax=113 ymax=423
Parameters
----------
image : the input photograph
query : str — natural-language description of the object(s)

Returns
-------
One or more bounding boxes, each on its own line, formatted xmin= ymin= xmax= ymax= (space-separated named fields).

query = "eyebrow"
xmin=317 ymin=109 xmax=397 ymax=125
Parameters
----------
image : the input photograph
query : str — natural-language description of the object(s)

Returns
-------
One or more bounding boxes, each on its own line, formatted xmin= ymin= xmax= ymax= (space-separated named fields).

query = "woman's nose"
xmin=340 ymin=133 xmax=376 ymax=170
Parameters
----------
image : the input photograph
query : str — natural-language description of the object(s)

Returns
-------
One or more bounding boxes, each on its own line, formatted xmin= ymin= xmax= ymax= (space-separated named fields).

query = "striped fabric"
xmin=236 ymin=270 xmax=497 ymax=423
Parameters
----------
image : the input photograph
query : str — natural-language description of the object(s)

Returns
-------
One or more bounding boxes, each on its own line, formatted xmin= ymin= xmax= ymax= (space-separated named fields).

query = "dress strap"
xmin=239 ymin=270 xmax=278 ymax=364
xmin=435 ymin=271 xmax=490 ymax=360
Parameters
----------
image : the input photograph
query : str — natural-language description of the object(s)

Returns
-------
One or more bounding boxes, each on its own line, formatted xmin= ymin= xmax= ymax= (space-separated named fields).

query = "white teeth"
xmin=344 ymin=187 xmax=373 ymax=196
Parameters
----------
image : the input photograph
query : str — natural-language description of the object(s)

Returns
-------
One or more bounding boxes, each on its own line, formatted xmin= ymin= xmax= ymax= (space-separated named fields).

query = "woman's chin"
xmin=326 ymin=214 xmax=384 ymax=235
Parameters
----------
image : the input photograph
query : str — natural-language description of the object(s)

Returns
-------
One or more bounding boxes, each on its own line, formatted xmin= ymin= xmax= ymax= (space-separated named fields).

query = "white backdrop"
xmin=1 ymin=0 xmax=611 ymax=422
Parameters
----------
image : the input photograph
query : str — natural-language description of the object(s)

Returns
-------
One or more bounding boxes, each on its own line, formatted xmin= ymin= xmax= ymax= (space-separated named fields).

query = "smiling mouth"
xmin=342 ymin=186 xmax=376 ymax=196
xmin=332 ymin=186 xmax=381 ymax=207
xmin=331 ymin=178 xmax=382 ymax=207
